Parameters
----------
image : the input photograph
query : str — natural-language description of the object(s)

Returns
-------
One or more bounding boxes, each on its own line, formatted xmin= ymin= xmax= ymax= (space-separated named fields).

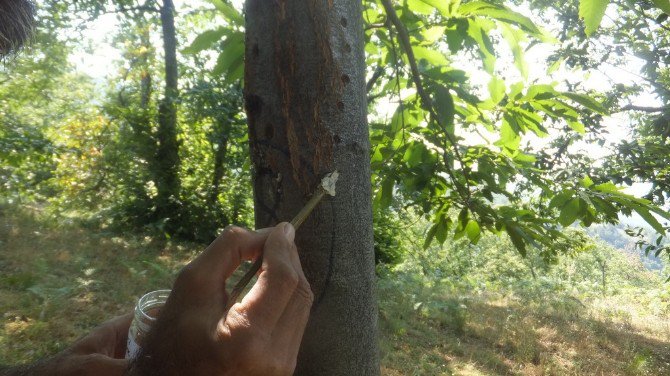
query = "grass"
xmin=378 ymin=272 xmax=670 ymax=375
xmin=1 ymin=205 xmax=670 ymax=375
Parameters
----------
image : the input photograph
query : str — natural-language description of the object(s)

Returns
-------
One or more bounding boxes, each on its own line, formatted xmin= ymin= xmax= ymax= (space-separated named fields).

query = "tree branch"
xmin=366 ymin=66 xmax=384 ymax=93
xmin=620 ymin=104 xmax=667 ymax=113
xmin=380 ymin=0 xmax=473 ymax=202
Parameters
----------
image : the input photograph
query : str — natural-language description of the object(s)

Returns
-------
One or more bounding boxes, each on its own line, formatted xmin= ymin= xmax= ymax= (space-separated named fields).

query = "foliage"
xmin=3 ymin=0 xmax=670 ymax=267
xmin=2 ymin=204 xmax=667 ymax=374
xmin=360 ymin=0 xmax=670 ymax=263
xmin=180 ymin=0 xmax=670 ymax=262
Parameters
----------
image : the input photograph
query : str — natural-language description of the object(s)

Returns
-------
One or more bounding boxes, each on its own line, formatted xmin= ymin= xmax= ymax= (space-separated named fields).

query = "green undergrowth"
xmin=1 ymin=205 xmax=669 ymax=375
xmin=378 ymin=256 xmax=670 ymax=375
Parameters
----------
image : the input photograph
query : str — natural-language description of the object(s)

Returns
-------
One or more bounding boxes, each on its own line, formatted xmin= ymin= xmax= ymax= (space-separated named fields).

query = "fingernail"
xmin=283 ymin=222 xmax=295 ymax=242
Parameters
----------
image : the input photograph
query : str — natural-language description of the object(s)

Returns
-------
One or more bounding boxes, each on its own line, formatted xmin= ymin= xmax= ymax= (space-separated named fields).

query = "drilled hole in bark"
xmin=252 ymin=44 xmax=259 ymax=57
xmin=340 ymin=17 xmax=348 ymax=27
xmin=334 ymin=134 xmax=342 ymax=144
xmin=341 ymin=74 xmax=350 ymax=85
xmin=344 ymin=43 xmax=351 ymax=53
xmin=245 ymin=94 xmax=263 ymax=115
xmin=337 ymin=101 xmax=345 ymax=111
xmin=265 ymin=123 xmax=274 ymax=139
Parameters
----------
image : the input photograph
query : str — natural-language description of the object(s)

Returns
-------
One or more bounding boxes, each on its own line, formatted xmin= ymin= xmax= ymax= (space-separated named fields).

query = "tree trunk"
xmin=598 ymin=259 xmax=607 ymax=295
xmin=156 ymin=0 xmax=181 ymax=220
xmin=244 ymin=0 xmax=379 ymax=374
xmin=209 ymin=118 xmax=229 ymax=209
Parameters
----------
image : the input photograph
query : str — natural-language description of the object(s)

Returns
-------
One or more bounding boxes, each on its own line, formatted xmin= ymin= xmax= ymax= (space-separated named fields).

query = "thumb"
xmin=263 ymin=222 xmax=295 ymax=261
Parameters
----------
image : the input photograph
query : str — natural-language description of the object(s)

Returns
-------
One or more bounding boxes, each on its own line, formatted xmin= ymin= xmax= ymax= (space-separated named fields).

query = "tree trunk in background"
xmin=156 ymin=0 xmax=181 ymax=221
xmin=244 ymin=0 xmax=379 ymax=374
xmin=209 ymin=118 xmax=229 ymax=210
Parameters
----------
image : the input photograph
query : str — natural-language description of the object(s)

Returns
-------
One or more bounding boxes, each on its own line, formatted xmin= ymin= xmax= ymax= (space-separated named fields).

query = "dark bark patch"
xmin=337 ymin=101 xmax=345 ymax=111
xmin=252 ymin=43 xmax=259 ymax=57
xmin=265 ymin=123 xmax=274 ymax=139
xmin=340 ymin=17 xmax=347 ymax=27
xmin=341 ymin=74 xmax=350 ymax=85
xmin=245 ymin=94 xmax=263 ymax=116
xmin=343 ymin=43 xmax=351 ymax=53
xmin=333 ymin=134 xmax=342 ymax=144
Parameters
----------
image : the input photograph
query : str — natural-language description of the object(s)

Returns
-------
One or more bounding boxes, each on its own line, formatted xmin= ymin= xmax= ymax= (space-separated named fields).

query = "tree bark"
xmin=209 ymin=118 xmax=229 ymax=209
xmin=156 ymin=0 xmax=181 ymax=219
xmin=244 ymin=0 xmax=379 ymax=374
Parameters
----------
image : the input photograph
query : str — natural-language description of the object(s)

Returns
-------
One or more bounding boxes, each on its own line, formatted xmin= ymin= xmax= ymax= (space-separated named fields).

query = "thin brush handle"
xmin=225 ymin=188 xmax=327 ymax=311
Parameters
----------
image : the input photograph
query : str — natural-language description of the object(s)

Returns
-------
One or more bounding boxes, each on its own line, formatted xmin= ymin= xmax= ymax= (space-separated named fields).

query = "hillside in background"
xmin=588 ymin=224 xmax=667 ymax=272
xmin=1 ymin=205 xmax=669 ymax=375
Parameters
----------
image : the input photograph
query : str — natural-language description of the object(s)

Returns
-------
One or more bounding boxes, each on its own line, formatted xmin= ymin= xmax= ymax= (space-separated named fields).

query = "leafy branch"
xmin=380 ymin=0 xmax=474 ymax=205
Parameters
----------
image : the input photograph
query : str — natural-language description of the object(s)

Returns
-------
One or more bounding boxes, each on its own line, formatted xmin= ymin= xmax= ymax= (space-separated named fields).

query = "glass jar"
xmin=125 ymin=289 xmax=171 ymax=359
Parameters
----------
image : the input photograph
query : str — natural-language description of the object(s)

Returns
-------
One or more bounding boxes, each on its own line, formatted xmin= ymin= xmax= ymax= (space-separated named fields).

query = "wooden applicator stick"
xmin=225 ymin=171 xmax=339 ymax=311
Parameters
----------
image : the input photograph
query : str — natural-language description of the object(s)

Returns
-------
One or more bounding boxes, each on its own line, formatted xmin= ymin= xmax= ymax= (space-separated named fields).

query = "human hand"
xmin=34 ymin=314 xmax=131 ymax=376
xmin=128 ymin=222 xmax=313 ymax=376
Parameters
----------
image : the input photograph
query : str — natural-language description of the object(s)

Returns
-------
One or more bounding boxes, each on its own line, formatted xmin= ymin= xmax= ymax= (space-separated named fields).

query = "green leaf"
xmin=496 ymin=118 xmax=521 ymax=151
xmin=559 ymin=198 xmax=581 ymax=227
xmin=525 ymin=84 xmax=556 ymax=100
xmin=403 ymin=142 xmax=432 ymax=168
xmin=579 ymin=0 xmax=610 ymax=36
xmin=488 ymin=76 xmax=506 ymax=104
xmin=549 ymin=190 xmax=574 ymax=209
xmin=512 ymin=151 xmax=536 ymax=163
xmin=568 ymin=121 xmax=586 ymax=134
xmin=500 ymin=24 xmax=528 ymax=79
xmin=414 ymin=46 xmax=449 ymax=67
xmin=592 ymin=182 xmax=620 ymax=193
xmin=182 ymin=27 xmax=228 ymax=54
xmin=422 ymin=26 xmax=447 ymax=43
xmin=212 ymin=32 xmax=245 ymax=80
xmin=423 ymin=223 xmax=438 ymax=249
xmin=434 ymin=86 xmax=455 ymax=135
xmin=465 ymin=220 xmax=481 ymax=243
xmin=505 ymin=223 xmax=527 ymax=257
xmin=419 ymin=0 xmax=456 ymax=17
xmin=633 ymin=206 xmax=666 ymax=235
xmin=459 ymin=1 xmax=542 ymax=36
xmin=466 ymin=19 xmax=496 ymax=74
xmin=561 ymin=92 xmax=605 ymax=113
xmin=435 ymin=217 xmax=449 ymax=244
xmin=580 ymin=176 xmax=594 ymax=188
xmin=379 ymin=176 xmax=394 ymax=208
xmin=206 ymin=0 xmax=244 ymax=25
xmin=653 ymin=0 xmax=670 ymax=15
xmin=406 ymin=0 xmax=434 ymax=15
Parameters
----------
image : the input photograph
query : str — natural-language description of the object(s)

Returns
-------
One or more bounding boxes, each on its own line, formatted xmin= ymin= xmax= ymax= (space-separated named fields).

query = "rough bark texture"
xmin=156 ymin=0 xmax=181 ymax=219
xmin=244 ymin=0 xmax=380 ymax=374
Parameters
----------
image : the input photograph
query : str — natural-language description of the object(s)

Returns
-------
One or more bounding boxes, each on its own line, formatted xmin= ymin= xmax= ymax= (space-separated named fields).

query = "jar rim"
xmin=136 ymin=289 xmax=171 ymax=323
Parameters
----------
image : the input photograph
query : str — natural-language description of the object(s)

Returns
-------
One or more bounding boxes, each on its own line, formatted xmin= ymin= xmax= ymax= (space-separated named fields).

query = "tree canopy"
xmin=1 ymin=0 xmax=670 ymax=264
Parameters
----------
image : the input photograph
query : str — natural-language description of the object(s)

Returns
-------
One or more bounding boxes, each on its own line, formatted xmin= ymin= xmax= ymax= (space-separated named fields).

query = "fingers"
xmin=71 ymin=313 xmax=133 ymax=358
xmin=178 ymin=226 xmax=272 ymax=291
xmin=270 ymin=248 xmax=313 ymax=359
xmin=234 ymin=222 xmax=308 ymax=331
xmin=109 ymin=313 xmax=133 ymax=359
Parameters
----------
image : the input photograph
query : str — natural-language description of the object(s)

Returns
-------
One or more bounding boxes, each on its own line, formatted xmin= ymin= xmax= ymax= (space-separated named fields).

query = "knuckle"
xmin=275 ymin=266 xmax=300 ymax=291
xmin=295 ymin=277 xmax=315 ymax=305
xmin=221 ymin=225 xmax=245 ymax=242
xmin=175 ymin=262 xmax=210 ymax=291
xmin=175 ymin=262 xmax=197 ymax=285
